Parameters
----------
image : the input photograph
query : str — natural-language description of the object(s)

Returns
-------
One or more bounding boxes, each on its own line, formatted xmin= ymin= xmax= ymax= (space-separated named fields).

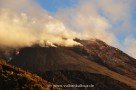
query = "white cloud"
xmin=124 ymin=36 xmax=136 ymax=58
xmin=55 ymin=0 xmax=135 ymax=58
xmin=0 ymin=0 xmax=80 ymax=48
xmin=0 ymin=0 xmax=135 ymax=59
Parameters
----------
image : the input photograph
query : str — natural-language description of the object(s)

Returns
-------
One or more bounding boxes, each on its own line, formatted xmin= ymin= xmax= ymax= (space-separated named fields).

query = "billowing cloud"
xmin=55 ymin=0 xmax=135 ymax=58
xmin=0 ymin=0 xmax=135 ymax=58
xmin=0 ymin=0 xmax=80 ymax=48
xmin=56 ymin=0 xmax=131 ymax=46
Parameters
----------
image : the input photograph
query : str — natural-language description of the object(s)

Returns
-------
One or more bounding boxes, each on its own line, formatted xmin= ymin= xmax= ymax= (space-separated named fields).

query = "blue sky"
xmin=34 ymin=0 xmax=136 ymax=58
xmin=35 ymin=0 xmax=78 ymax=14
xmin=36 ymin=0 xmax=136 ymax=41
xmin=0 ymin=0 xmax=136 ymax=58
xmin=132 ymin=4 xmax=136 ymax=24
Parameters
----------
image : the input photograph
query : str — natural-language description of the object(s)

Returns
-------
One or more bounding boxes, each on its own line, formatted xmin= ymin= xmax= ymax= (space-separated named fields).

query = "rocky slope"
xmin=0 ymin=60 xmax=54 ymax=90
xmin=9 ymin=39 xmax=136 ymax=90
xmin=73 ymin=39 xmax=136 ymax=80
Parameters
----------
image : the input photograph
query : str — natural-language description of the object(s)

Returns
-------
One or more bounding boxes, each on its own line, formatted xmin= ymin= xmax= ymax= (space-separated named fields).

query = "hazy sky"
xmin=36 ymin=0 xmax=136 ymax=36
xmin=36 ymin=0 xmax=136 ymax=41
xmin=0 ymin=0 xmax=136 ymax=58
xmin=35 ymin=0 xmax=136 ymax=58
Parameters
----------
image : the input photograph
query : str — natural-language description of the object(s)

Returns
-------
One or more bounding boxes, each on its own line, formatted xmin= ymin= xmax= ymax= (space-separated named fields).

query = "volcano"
xmin=9 ymin=39 xmax=136 ymax=90
xmin=0 ymin=60 xmax=53 ymax=90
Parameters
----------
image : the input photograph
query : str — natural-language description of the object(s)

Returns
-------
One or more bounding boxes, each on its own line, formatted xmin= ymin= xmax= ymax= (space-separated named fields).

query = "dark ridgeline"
xmin=73 ymin=39 xmax=136 ymax=80
xmin=9 ymin=39 xmax=136 ymax=90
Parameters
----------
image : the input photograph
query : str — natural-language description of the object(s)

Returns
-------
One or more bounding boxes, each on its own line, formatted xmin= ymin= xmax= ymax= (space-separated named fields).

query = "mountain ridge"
xmin=0 ymin=59 xmax=55 ymax=90
xmin=9 ymin=39 xmax=136 ymax=90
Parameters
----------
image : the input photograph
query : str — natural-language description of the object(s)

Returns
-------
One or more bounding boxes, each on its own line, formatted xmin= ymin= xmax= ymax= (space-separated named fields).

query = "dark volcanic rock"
xmin=10 ymin=43 xmax=136 ymax=90
xmin=0 ymin=60 xmax=52 ymax=90
xmin=37 ymin=70 xmax=133 ymax=90
xmin=73 ymin=39 xmax=136 ymax=80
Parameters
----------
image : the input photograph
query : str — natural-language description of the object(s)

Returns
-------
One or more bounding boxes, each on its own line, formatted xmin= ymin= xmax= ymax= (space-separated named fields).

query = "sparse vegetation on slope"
xmin=10 ymin=45 xmax=136 ymax=90
xmin=0 ymin=60 xmax=52 ymax=90
xmin=74 ymin=39 xmax=136 ymax=80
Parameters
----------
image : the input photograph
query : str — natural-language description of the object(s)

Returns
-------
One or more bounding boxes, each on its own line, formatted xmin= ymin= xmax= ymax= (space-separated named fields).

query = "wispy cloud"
xmin=55 ymin=0 xmax=136 ymax=58
xmin=124 ymin=36 xmax=136 ymax=58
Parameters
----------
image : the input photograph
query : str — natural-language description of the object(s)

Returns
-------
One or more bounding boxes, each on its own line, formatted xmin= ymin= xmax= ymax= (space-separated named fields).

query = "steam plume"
xmin=0 ymin=0 xmax=80 ymax=48
xmin=0 ymin=0 xmax=135 ymax=59
xmin=55 ymin=0 xmax=135 ymax=58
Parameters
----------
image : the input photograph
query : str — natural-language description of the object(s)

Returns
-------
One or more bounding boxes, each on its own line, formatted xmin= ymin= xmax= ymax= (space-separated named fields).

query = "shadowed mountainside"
xmin=10 ymin=39 xmax=136 ymax=90
xmin=73 ymin=39 xmax=136 ymax=80
xmin=0 ymin=60 xmax=54 ymax=90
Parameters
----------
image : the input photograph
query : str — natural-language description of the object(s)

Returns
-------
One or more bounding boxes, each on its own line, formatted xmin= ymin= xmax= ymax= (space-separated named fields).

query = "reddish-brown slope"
xmin=0 ymin=60 xmax=53 ymax=90
xmin=10 ymin=46 xmax=136 ymax=90
xmin=73 ymin=39 xmax=136 ymax=80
